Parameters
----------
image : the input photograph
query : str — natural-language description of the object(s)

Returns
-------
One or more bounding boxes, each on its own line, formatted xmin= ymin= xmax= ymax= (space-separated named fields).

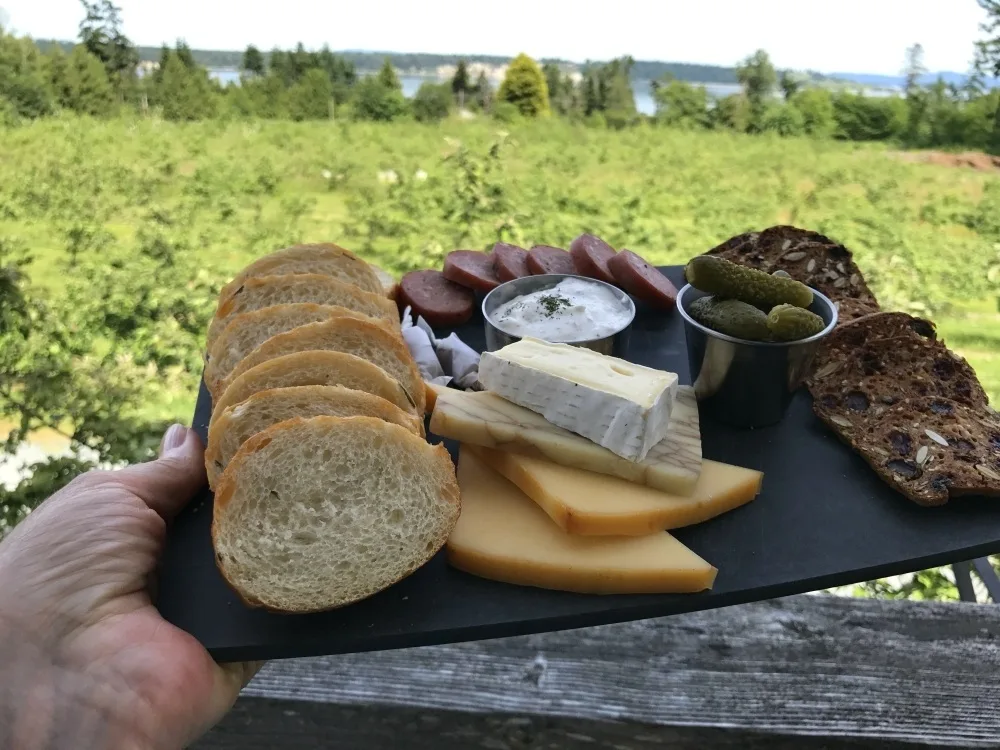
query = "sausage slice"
xmin=569 ymin=234 xmax=617 ymax=284
xmin=443 ymin=250 xmax=501 ymax=292
xmin=608 ymin=249 xmax=678 ymax=310
xmin=398 ymin=270 xmax=476 ymax=327
xmin=526 ymin=245 xmax=575 ymax=275
xmin=492 ymin=243 xmax=530 ymax=282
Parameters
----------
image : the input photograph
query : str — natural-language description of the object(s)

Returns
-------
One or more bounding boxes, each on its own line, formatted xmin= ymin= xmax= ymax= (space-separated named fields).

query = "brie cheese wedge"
xmin=477 ymin=338 xmax=679 ymax=461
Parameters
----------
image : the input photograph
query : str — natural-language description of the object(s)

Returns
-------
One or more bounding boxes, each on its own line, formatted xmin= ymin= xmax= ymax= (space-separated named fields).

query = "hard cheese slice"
xmin=478 ymin=338 xmax=678 ymax=461
xmin=430 ymin=385 xmax=702 ymax=495
xmin=467 ymin=444 xmax=762 ymax=536
xmin=448 ymin=449 xmax=717 ymax=594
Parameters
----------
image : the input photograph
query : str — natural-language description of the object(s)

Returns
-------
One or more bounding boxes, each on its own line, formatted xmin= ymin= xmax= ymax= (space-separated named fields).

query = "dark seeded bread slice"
xmin=816 ymin=396 xmax=1000 ymax=506
xmin=704 ymin=231 xmax=767 ymax=269
xmin=807 ymin=312 xmax=988 ymax=409
xmin=834 ymin=297 xmax=882 ymax=324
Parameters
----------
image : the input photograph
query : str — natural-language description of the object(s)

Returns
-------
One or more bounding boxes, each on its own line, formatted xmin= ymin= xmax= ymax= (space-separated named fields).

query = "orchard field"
xmin=1 ymin=115 xmax=998 ymax=597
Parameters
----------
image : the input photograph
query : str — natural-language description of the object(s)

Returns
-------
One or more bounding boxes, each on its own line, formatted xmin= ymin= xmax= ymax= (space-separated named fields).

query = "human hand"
xmin=0 ymin=425 xmax=262 ymax=750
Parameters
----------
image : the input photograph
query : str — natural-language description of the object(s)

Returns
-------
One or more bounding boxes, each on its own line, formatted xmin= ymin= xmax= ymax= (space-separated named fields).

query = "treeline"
xmin=4 ymin=0 xmax=1000 ymax=153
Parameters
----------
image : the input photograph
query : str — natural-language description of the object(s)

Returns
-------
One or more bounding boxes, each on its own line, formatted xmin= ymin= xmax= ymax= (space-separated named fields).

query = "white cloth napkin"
xmin=401 ymin=307 xmax=481 ymax=390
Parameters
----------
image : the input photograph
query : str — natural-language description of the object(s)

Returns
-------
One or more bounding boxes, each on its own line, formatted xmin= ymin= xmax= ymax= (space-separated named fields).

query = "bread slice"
xmin=205 ymin=385 xmax=424 ymax=488
xmin=204 ymin=303 xmax=386 ymax=398
xmin=207 ymin=274 xmax=400 ymax=350
xmin=369 ymin=264 xmax=398 ymax=300
xmin=814 ymin=395 xmax=1000 ymax=505
xmin=211 ymin=351 xmax=418 ymax=424
xmin=212 ymin=415 xmax=460 ymax=613
xmin=221 ymin=316 xmax=426 ymax=413
xmin=220 ymin=243 xmax=383 ymax=299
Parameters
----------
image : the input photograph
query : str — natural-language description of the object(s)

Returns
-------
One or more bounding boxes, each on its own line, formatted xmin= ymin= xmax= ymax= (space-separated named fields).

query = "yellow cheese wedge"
xmin=467 ymin=445 xmax=762 ymax=536
xmin=430 ymin=385 xmax=702 ymax=496
xmin=447 ymin=449 xmax=717 ymax=594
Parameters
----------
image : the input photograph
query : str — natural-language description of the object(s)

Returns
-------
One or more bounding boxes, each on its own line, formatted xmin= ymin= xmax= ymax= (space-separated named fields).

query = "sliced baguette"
xmin=212 ymin=415 xmax=460 ymax=613
xmin=211 ymin=350 xmax=418 ymax=424
xmin=205 ymin=303 xmax=388 ymax=398
xmin=221 ymin=316 xmax=426 ymax=413
xmin=369 ymin=264 xmax=398 ymax=300
xmin=207 ymin=274 xmax=400 ymax=350
xmin=220 ymin=243 xmax=382 ymax=298
xmin=205 ymin=385 xmax=424 ymax=488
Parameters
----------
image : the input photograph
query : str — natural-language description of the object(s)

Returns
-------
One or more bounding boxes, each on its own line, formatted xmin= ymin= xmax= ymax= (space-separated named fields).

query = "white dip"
xmin=491 ymin=278 xmax=632 ymax=342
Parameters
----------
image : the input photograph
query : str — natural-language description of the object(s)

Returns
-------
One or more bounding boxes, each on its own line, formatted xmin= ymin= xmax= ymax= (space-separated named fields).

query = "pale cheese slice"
xmin=429 ymin=385 xmax=702 ymax=495
xmin=467 ymin=444 xmax=762 ymax=536
xmin=448 ymin=449 xmax=717 ymax=594
xmin=478 ymin=338 xmax=679 ymax=461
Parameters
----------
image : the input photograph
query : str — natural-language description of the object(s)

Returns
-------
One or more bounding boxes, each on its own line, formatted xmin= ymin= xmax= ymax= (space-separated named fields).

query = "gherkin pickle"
xmin=767 ymin=304 xmax=826 ymax=341
xmin=685 ymin=255 xmax=813 ymax=310
xmin=688 ymin=296 xmax=771 ymax=341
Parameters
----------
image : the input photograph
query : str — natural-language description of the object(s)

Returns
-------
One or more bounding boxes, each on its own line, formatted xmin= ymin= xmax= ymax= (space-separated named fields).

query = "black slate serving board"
xmin=157 ymin=266 xmax=1000 ymax=663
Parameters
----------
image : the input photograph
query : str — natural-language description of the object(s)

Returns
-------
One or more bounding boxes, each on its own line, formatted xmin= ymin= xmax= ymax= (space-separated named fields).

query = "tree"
xmin=0 ymin=30 xmax=54 ymax=118
xmin=317 ymin=46 xmax=356 ymax=105
xmin=903 ymin=43 xmax=926 ymax=94
xmin=736 ymin=49 xmax=777 ymax=130
xmin=174 ymin=40 xmax=196 ymax=69
xmin=791 ymin=88 xmax=836 ymax=137
xmin=452 ymin=59 xmax=469 ymax=107
xmin=158 ymin=51 xmax=216 ymax=121
xmin=62 ymin=44 xmax=115 ymax=115
xmin=473 ymin=70 xmax=493 ymax=112
xmin=974 ymin=1 xmax=1000 ymax=153
xmin=413 ymin=81 xmax=452 ymax=122
xmin=242 ymin=45 xmax=265 ymax=77
xmin=779 ymin=71 xmax=800 ymax=101
xmin=352 ymin=74 xmax=406 ymax=121
xmin=651 ymin=77 xmax=709 ymax=129
xmin=711 ymin=93 xmax=751 ymax=132
xmin=498 ymin=53 xmax=550 ymax=117
xmin=376 ymin=57 xmax=401 ymax=91
xmin=78 ymin=0 xmax=137 ymax=95
xmin=903 ymin=43 xmax=928 ymax=146
xmin=287 ymin=67 xmax=332 ymax=120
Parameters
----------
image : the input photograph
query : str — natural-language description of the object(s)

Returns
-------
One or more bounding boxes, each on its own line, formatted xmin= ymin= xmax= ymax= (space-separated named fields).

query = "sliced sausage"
xmin=526 ymin=245 xmax=575 ymax=275
xmin=398 ymin=270 xmax=476 ymax=327
xmin=492 ymin=242 xmax=530 ymax=282
xmin=608 ymin=249 xmax=678 ymax=310
xmin=569 ymin=234 xmax=617 ymax=284
xmin=443 ymin=250 xmax=501 ymax=292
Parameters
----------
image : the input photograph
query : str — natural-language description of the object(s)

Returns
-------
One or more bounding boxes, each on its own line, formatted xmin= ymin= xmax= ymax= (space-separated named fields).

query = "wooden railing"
xmin=195 ymin=593 xmax=1000 ymax=749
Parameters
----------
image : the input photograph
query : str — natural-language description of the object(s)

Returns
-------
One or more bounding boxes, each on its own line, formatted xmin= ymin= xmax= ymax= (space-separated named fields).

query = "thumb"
xmin=114 ymin=424 xmax=207 ymax=520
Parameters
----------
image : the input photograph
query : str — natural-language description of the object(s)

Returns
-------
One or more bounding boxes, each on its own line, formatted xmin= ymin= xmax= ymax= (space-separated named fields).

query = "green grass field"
xmin=2 ymin=116 xmax=996 ymax=420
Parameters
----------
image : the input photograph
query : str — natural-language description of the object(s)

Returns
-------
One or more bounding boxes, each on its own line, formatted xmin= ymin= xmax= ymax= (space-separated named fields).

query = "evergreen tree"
xmin=452 ymin=59 xmax=470 ymax=106
xmin=287 ymin=67 xmax=332 ymax=120
xmin=270 ymin=48 xmax=292 ymax=86
xmin=77 ymin=0 xmax=137 ymax=95
xmin=376 ymin=57 xmax=401 ymax=91
xmin=63 ymin=44 xmax=115 ymax=115
xmin=46 ymin=45 xmax=72 ymax=105
xmin=158 ymin=51 xmax=216 ymax=120
xmin=736 ymin=49 xmax=777 ymax=130
xmin=498 ymin=53 xmax=549 ymax=117
xmin=174 ymin=40 xmax=196 ymax=69
xmin=242 ymin=45 xmax=265 ymax=77
xmin=973 ymin=1 xmax=1000 ymax=153
xmin=152 ymin=44 xmax=169 ymax=86
xmin=903 ymin=43 xmax=929 ymax=146
xmin=289 ymin=42 xmax=312 ymax=83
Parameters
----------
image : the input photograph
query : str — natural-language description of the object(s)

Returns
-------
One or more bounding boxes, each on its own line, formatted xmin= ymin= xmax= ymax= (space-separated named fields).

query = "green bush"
xmin=351 ymin=76 xmax=407 ymax=122
xmin=761 ymin=102 xmax=806 ymax=136
xmin=411 ymin=81 xmax=452 ymax=123
xmin=792 ymin=88 xmax=836 ymax=138
xmin=652 ymin=79 xmax=710 ymax=130
xmin=832 ymin=92 xmax=906 ymax=141
xmin=711 ymin=93 xmax=751 ymax=132
xmin=498 ymin=53 xmax=550 ymax=117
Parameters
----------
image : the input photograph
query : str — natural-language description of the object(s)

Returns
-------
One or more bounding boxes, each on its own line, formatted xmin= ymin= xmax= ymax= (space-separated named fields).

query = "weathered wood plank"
xmin=196 ymin=595 xmax=1000 ymax=749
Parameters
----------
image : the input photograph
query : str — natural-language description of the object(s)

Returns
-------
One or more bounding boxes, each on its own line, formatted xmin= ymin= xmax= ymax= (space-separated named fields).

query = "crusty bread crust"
xmin=212 ymin=415 xmax=459 ymax=614
xmin=207 ymin=273 xmax=399 ymax=350
xmin=220 ymin=316 xmax=425 ymax=413
xmin=211 ymin=351 xmax=418 ymax=425
xmin=205 ymin=384 xmax=425 ymax=488
xmin=218 ymin=243 xmax=383 ymax=299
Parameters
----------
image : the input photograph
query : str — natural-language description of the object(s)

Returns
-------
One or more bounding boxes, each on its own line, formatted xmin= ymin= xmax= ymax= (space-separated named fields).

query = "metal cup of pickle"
xmin=677 ymin=283 xmax=838 ymax=428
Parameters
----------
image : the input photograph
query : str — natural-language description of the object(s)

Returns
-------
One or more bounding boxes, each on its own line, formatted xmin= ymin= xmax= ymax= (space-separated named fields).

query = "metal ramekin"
xmin=482 ymin=274 xmax=636 ymax=356
xmin=677 ymin=284 xmax=838 ymax=429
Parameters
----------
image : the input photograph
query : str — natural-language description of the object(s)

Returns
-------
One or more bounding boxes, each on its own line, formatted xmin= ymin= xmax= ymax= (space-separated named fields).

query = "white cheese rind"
xmin=429 ymin=385 xmax=702 ymax=495
xmin=478 ymin=341 xmax=679 ymax=461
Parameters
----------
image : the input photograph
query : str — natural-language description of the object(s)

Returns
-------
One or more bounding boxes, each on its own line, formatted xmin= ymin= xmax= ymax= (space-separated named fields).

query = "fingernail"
xmin=160 ymin=424 xmax=189 ymax=456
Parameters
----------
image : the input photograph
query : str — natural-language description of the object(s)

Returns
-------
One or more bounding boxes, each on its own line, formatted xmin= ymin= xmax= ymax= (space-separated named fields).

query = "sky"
xmin=0 ymin=0 xmax=991 ymax=76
